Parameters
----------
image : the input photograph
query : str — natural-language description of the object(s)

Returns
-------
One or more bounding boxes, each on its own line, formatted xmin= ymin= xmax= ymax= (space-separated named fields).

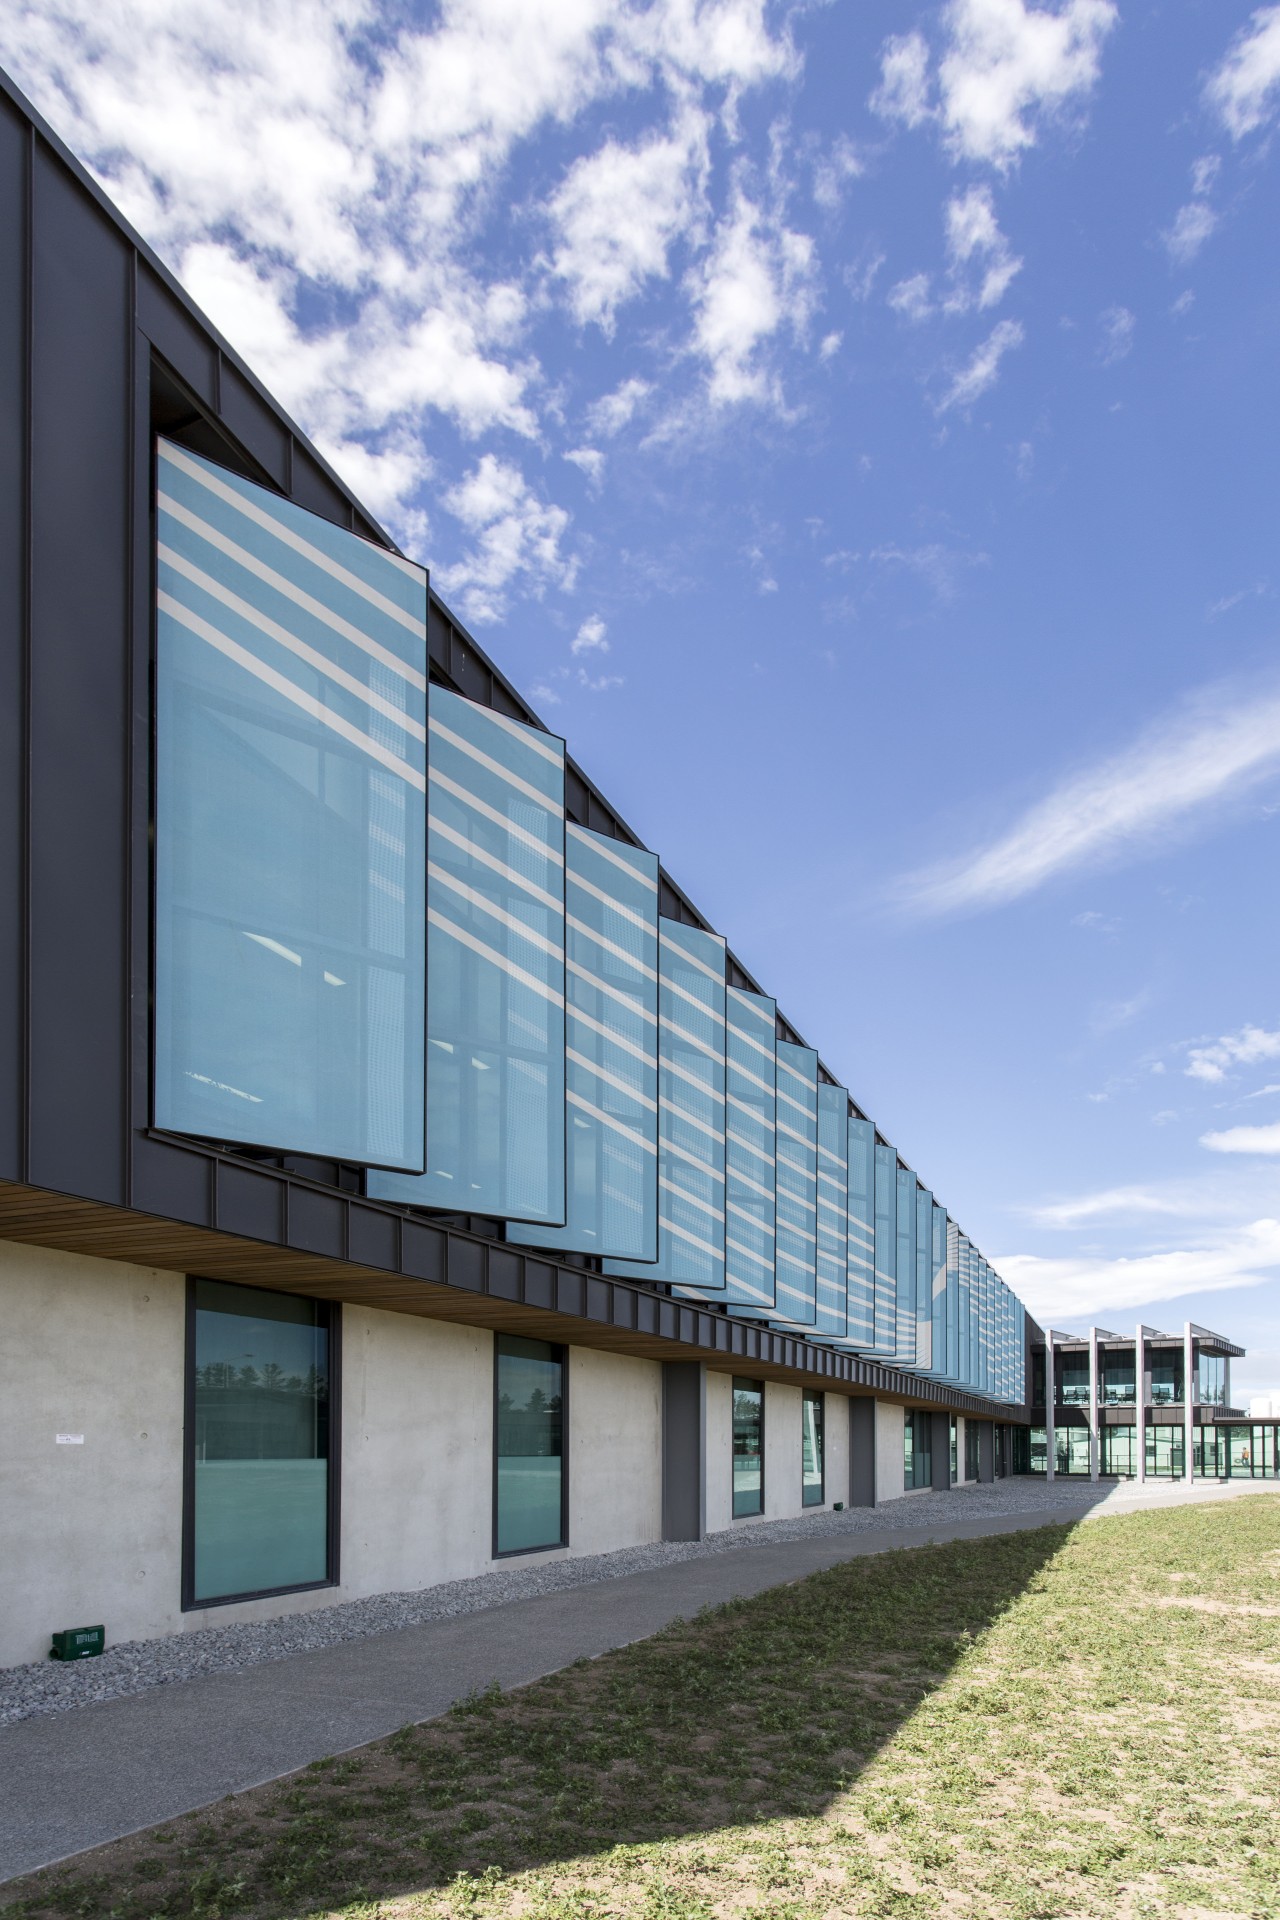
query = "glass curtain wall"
xmin=873 ymin=1145 xmax=898 ymax=1359
xmin=495 ymin=1335 xmax=565 ymax=1554
xmin=772 ymin=1044 xmax=818 ymax=1327
xmin=1101 ymin=1348 xmax=1136 ymax=1405
xmin=895 ymin=1169 xmax=917 ymax=1367
xmin=914 ymin=1184 xmax=933 ymax=1370
xmin=845 ymin=1119 xmax=876 ymax=1347
xmin=1150 ymin=1350 xmax=1185 ymax=1406
xmin=718 ymin=988 xmax=778 ymax=1308
xmin=802 ymin=1389 xmax=825 ymax=1505
xmin=1060 ymin=1354 xmax=1090 ymax=1406
xmin=1054 ymin=1424 xmax=1092 ymax=1475
xmin=949 ymin=1416 xmax=958 ymax=1482
xmin=733 ymin=1379 xmax=765 ymax=1516
xmin=1146 ymin=1423 xmax=1185 ymax=1477
xmin=1193 ymin=1424 xmax=1223 ymax=1476
xmin=1197 ymin=1353 xmax=1227 ymax=1406
xmin=815 ymin=1086 xmax=849 ymax=1338
xmin=930 ymin=1203 xmax=947 ymax=1379
xmin=188 ymin=1280 xmax=332 ymax=1605
xmin=154 ymin=440 xmax=429 ymax=1168
xmin=1102 ymin=1424 xmax=1137 ymax=1477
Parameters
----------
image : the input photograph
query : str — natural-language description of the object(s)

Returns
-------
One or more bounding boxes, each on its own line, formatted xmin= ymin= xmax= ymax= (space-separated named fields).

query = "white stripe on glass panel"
xmin=661 ymin=1218 xmax=724 ymax=1261
xmin=663 ymin=1057 xmax=725 ymax=1107
xmin=659 ymin=1015 xmax=721 ymax=1063
xmin=159 ymin=446 xmax=425 ymax=644
xmin=429 ymin=717 xmax=562 ymax=813
xmin=659 ymin=1176 xmax=724 ymax=1221
xmin=566 ymin=914 xmax=657 ymax=983
xmin=568 ymin=869 xmax=654 ymax=935
xmin=427 ymin=908 xmax=563 ymax=1005
xmin=566 ymin=1089 xmax=657 ymax=1153
xmin=567 ymin=958 xmax=658 ymax=1024
xmin=664 ymin=1139 xmax=726 ymax=1183
xmin=158 ymin=592 xmax=425 ymax=791
xmin=478 ymin=700 xmax=565 ymax=767
xmin=429 ymin=815 xmax=561 ymax=910
xmin=659 ymin=930 xmax=725 ymax=983
xmin=565 ymin=1046 xmax=656 ymax=1112
xmin=570 ymin=826 xmax=658 ymax=885
xmin=569 ymin=1002 xmax=652 ymax=1064
xmin=428 ymin=767 xmax=563 ymax=864
xmin=427 ymin=864 xmax=563 ymax=960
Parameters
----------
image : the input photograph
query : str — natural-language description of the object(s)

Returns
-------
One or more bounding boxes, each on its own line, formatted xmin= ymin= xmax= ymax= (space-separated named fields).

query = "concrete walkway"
xmin=2 ymin=1478 xmax=1275 ymax=1883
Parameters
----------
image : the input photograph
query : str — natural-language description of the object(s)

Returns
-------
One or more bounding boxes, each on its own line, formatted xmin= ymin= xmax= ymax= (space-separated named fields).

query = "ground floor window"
xmin=949 ymin=1416 xmax=958 ymax=1483
xmin=1226 ymin=1424 xmax=1279 ymax=1478
xmin=1054 ymin=1426 xmax=1092 ymax=1475
xmin=1146 ymin=1424 xmax=1184 ymax=1478
xmin=1102 ymin=1425 xmax=1137 ymax=1477
xmin=965 ymin=1418 xmax=980 ymax=1481
xmin=904 ymin=1410 xmax=932 ymax=1490
xmin=802 ymin=1390 xmax=824 ymax=1506
xmin=1011 ymin=1425 xmax=1031 ymax=1474
xmin=1194 ymin=1424 xmax=1223 ymax=1477
xmin=495 ymin=1335 xmax=566 ymax=1555
xmin=185 ymin=1278 xmax=334 ymax=1608
xmin=1029 ymin=1426 xmax=1046 ymax=1472
xmin=733 ymin=1379 xmax=765 ymax=1516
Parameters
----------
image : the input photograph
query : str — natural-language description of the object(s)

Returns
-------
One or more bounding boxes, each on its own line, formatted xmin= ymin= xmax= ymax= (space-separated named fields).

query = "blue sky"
xmin=8 ymin=0 xmax=1279 ymax=1393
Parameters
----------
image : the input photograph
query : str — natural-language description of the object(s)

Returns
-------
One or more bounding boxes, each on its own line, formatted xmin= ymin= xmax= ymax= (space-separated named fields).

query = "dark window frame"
xmin=492 ymin=1332 xmax=569 ymax=1560
xmin=732 ymin=1376 xmax=765 ymax=1518
xmin=802 ymin=1387 xmax=825 ymax=1507
xmin=181 ymin=1275 xmax=341 ymax=1612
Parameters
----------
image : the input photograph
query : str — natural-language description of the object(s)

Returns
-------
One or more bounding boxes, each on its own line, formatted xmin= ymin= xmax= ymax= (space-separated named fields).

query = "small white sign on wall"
xmin=55 ymin=1433 xmax=85 ymax=1445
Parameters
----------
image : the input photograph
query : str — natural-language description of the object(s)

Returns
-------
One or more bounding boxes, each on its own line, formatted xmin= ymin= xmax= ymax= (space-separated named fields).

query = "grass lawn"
xmin=4 ymin=1496 xmax=1279 ymax=1920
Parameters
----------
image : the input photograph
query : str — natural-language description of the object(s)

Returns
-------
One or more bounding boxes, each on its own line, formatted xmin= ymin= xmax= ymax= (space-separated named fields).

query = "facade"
xmin=1021 ymin=1324 xmax=1266 ymax=1482
xmin=0 ymin=71 xmax=1249 ymax=1676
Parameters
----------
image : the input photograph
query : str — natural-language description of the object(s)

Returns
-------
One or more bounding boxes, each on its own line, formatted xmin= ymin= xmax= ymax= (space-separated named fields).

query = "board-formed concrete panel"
xmin=569 ymin=1347 xmax=662 ymax=1554
xmin=875 ymin=1398 xmax=907 ymax=1503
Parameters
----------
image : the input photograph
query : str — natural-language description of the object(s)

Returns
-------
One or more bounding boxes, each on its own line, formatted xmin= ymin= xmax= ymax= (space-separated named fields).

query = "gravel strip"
xmin=0 ymin=1477 xmax=1220 ymax=1728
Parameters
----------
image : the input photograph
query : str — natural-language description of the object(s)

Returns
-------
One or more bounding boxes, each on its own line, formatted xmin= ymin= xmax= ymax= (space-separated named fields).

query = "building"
xmin=1021 ymin=1323 xmax=1272 ymax=1481
xmin=0 ymin=68 xmax=1256 ymax=1676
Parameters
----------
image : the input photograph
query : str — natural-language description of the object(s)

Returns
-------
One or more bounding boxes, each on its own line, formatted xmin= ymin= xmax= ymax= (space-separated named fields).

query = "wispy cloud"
xmin=1186 ymin=1024 xmax=1280 ymax=1084
xmin=1206 ymin=4 xmax=1280 ymax=139
xmin=1024 ymin=1185 xmax=1204 ymax=1229
xmin=894 ymin=677 xmax=1280 ymax=918
xmin=571 ymin=615 xmax=609 ymax=655
xmin=1163 ymin=156 xmax=1220 ymax=265
xmin=997 ymin=1219 xmax=1280 ymax=1323
xmin=1202 ymin=1122 xmax=1280 ymax=1155
xmin=1098 ymin=304 xmax=1135 ymax=364
xmin=936 ymin=317 xmax=1024 ymax=411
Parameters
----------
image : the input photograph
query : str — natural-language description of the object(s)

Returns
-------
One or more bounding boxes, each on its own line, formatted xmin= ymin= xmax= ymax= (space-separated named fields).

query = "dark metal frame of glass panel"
xmin=733 ymin=1377 xmax=765 ymax=1517
xmin=182 ymin=1276 xmax=340 ymax=1610
xmin=802 ymin=1387 xmax=825 ymax=1506
xmin=493 ymin=1332 xmax=568 ymax=1558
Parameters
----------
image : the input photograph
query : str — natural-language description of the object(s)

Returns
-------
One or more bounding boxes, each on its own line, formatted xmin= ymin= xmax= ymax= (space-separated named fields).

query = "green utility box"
xmin=49 ymin=1625 xmax=105 ymax=1661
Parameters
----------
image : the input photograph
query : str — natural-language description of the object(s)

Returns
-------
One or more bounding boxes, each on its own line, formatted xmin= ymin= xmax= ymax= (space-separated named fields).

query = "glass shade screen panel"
xmin=370 ymin=685 xmax=566 ymax=1221
xmin=519 ymin=826 xmax=659 ymax=1260
xmin=732 ymin=1378 xmax=764 ymax=1517
xmin=802 ymin=1389 xmax=825 ymax=1505
xmin=495 ymin=1335 xmax=565 ymax=1552
xmin=154 ymin=440 xmax=428 ymax=1168
xmin=914 ymin=1185 xmax=933 ymax=1371
xmin=190 ymin=1280 xmax=331 ymax=1604
xmin=721 ymin=988 xmax=778 ymax=1308
xmin=930 ymin=1204 xmax=948 ymax=1381
xmin=771 ymin=1043 xmax=818 ymax=1328
xmin=607 ymin=923 xmax=726 ymax=1289
xmin=894 ymin=1169 xmax=918 ymax=1367
xmin=873 ymin=1145 xmax=898 ymax=1359
xmin=815 ymin=1086 xmax=849 ymax=1337
xmin=844 ymin=1118 xmax=875 ymax=1347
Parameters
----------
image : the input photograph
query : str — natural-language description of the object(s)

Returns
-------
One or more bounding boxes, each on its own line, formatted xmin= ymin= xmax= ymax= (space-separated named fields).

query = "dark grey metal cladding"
xmin=931 ymin=1411 xmax=951 ymax=1491
xmin=978 ymin=1421 xmax=995 ymax=1484
xmin=0 ymin=95 xmax=26 ymax=1184
xmin=661 ymin=1362 xmax=706 ymax=1541
xmin=848 ymin=1397 xmax=876 ymax=1506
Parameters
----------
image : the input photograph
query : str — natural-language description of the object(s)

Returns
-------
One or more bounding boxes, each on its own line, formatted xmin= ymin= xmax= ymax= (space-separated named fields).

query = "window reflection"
xmin=1101 ymin=1348 xmax=1135 ymax=1406
xmin=190 ymin=1279 xmax=331 ymax=1605
xmin=1149 ymin=1350 xmax=1184 ymax=1406
xmin=1196 ymin=1353 xmax=1227 ymax=1407
xmin=495 ymin=1335 xmax=564 ymax=1554
xmin=1102 ymin=1425 xmax=1137 ymax=1477
xmin=802 ymin=1390 xmax=824 ymax=1506
xmin=733 ymin=1379 xmax=764 ymax=1516
xmin=904 ymin=1410 xmax=932 ymax=1490
xmin=1058 ymin=1352 xmax=1090 ymax=1407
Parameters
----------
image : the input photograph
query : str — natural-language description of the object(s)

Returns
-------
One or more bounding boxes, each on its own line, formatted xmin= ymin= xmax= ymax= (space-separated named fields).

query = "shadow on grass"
xmin=0 ymin=1520 xmax=1082 ymax=1920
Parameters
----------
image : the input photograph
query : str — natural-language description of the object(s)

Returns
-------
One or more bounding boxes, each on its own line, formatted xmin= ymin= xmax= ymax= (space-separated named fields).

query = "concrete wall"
xmin=705 ymin=1369 xmax=734 ymax=1532
xmin=875 ymin=1398 xmax=906 ymax=1503
xmin=824 ymin=1391 xmax=849 ymax=1507
xmin=0 ymin=1240 xmax=186 ymax=1667
xmin=567 ymin=1347 xmax=662 ymax=1555
xmin=0 ymin=1240 xmax=667 ymax=1668
xmin=705 ymin=1377 xmax=852 ymax=1531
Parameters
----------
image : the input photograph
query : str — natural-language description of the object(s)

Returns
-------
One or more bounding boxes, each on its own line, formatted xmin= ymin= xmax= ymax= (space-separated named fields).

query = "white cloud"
xmin=564 ymin=445 xmax=605 ymax=484
xmin=888 ymin=272 xmax=934 ymax=322
xmin=1098 ymin=304 xmax=1135 ymax=364
xmin=894 ymin=677 xmax=1280 ymax=917
xmin=944 ymin=184 xmax=1021 ymax=308
xmin=936 ymin=317 xmax=1024 ymax=411
xmin=1206 ymin=4 xmax=1280 ymax=139
xmin=1025 ymin=1185 xmax=1203 ymax=1229
xmin=811 ymin=136 xmax=863 ymax=211
xmin=875 ymin=1 xmax=1117 ymax=168
xmin=439 ymin=454 xmax=576 ymax=624
xmin=547 ymin=107 xmax=710 ymax=331
xmin=585 ymin=376 xmax=653 ymax=437
xmin=1187 ymin=1025 xmax=1280 ymax=1084
xmin=687 ymin=189 xmax=817 ymax=406
xmin=870 ymin=541 xmax=989 ymax=601
xmin=870 ymin=31 xmax=934 ymax=129
xmin=1202 ymin=1123 xmax=1280 ymax=1155
xmin=571 ymin=615 xmax=609 ymax=654
xmin=998 ymin=1219 xmax=1280 ymax=1323
xmin=1163 ymin=158 xmax=1221 ymax=265
xmin=819 ymin=329 xmax=842 ymax=360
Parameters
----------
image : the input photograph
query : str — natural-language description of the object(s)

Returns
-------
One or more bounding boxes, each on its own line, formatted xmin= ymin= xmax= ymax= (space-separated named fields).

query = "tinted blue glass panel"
xmin=946 ymin=1218 xmax=960 ymax=1384
xmin=895 ymin=1168 xmax=917 ymax=1367
xmin=370 ymin=685 xmax=566 ymax=1221
xmin=930 ymin=1203 xmax=947 ymax=1380
xmin=958 ymin=1233 xmax=972 ymax=1387
xmin=154 ymin=439 xmax=427 ymax=1168
xmin=721 ymin=989 xmax=778 ymax=1308
xmin=845 ymin=1118 xmax=876 ymax=1348
xmin=607 ymin=922 xmax=726 ymax=1288
xmin=873 ymin=1144 xmax=898 ymax=1358
xmin=769 ymin=1043 xmax=818 ymax=1327
xmin=519 ymin=826 xmax=659 ymax=1260
xmin=915 ymin=1185 xmax=933 ymax=1371
xmin=816 ymin=1086 xmax=849 ymax=1338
